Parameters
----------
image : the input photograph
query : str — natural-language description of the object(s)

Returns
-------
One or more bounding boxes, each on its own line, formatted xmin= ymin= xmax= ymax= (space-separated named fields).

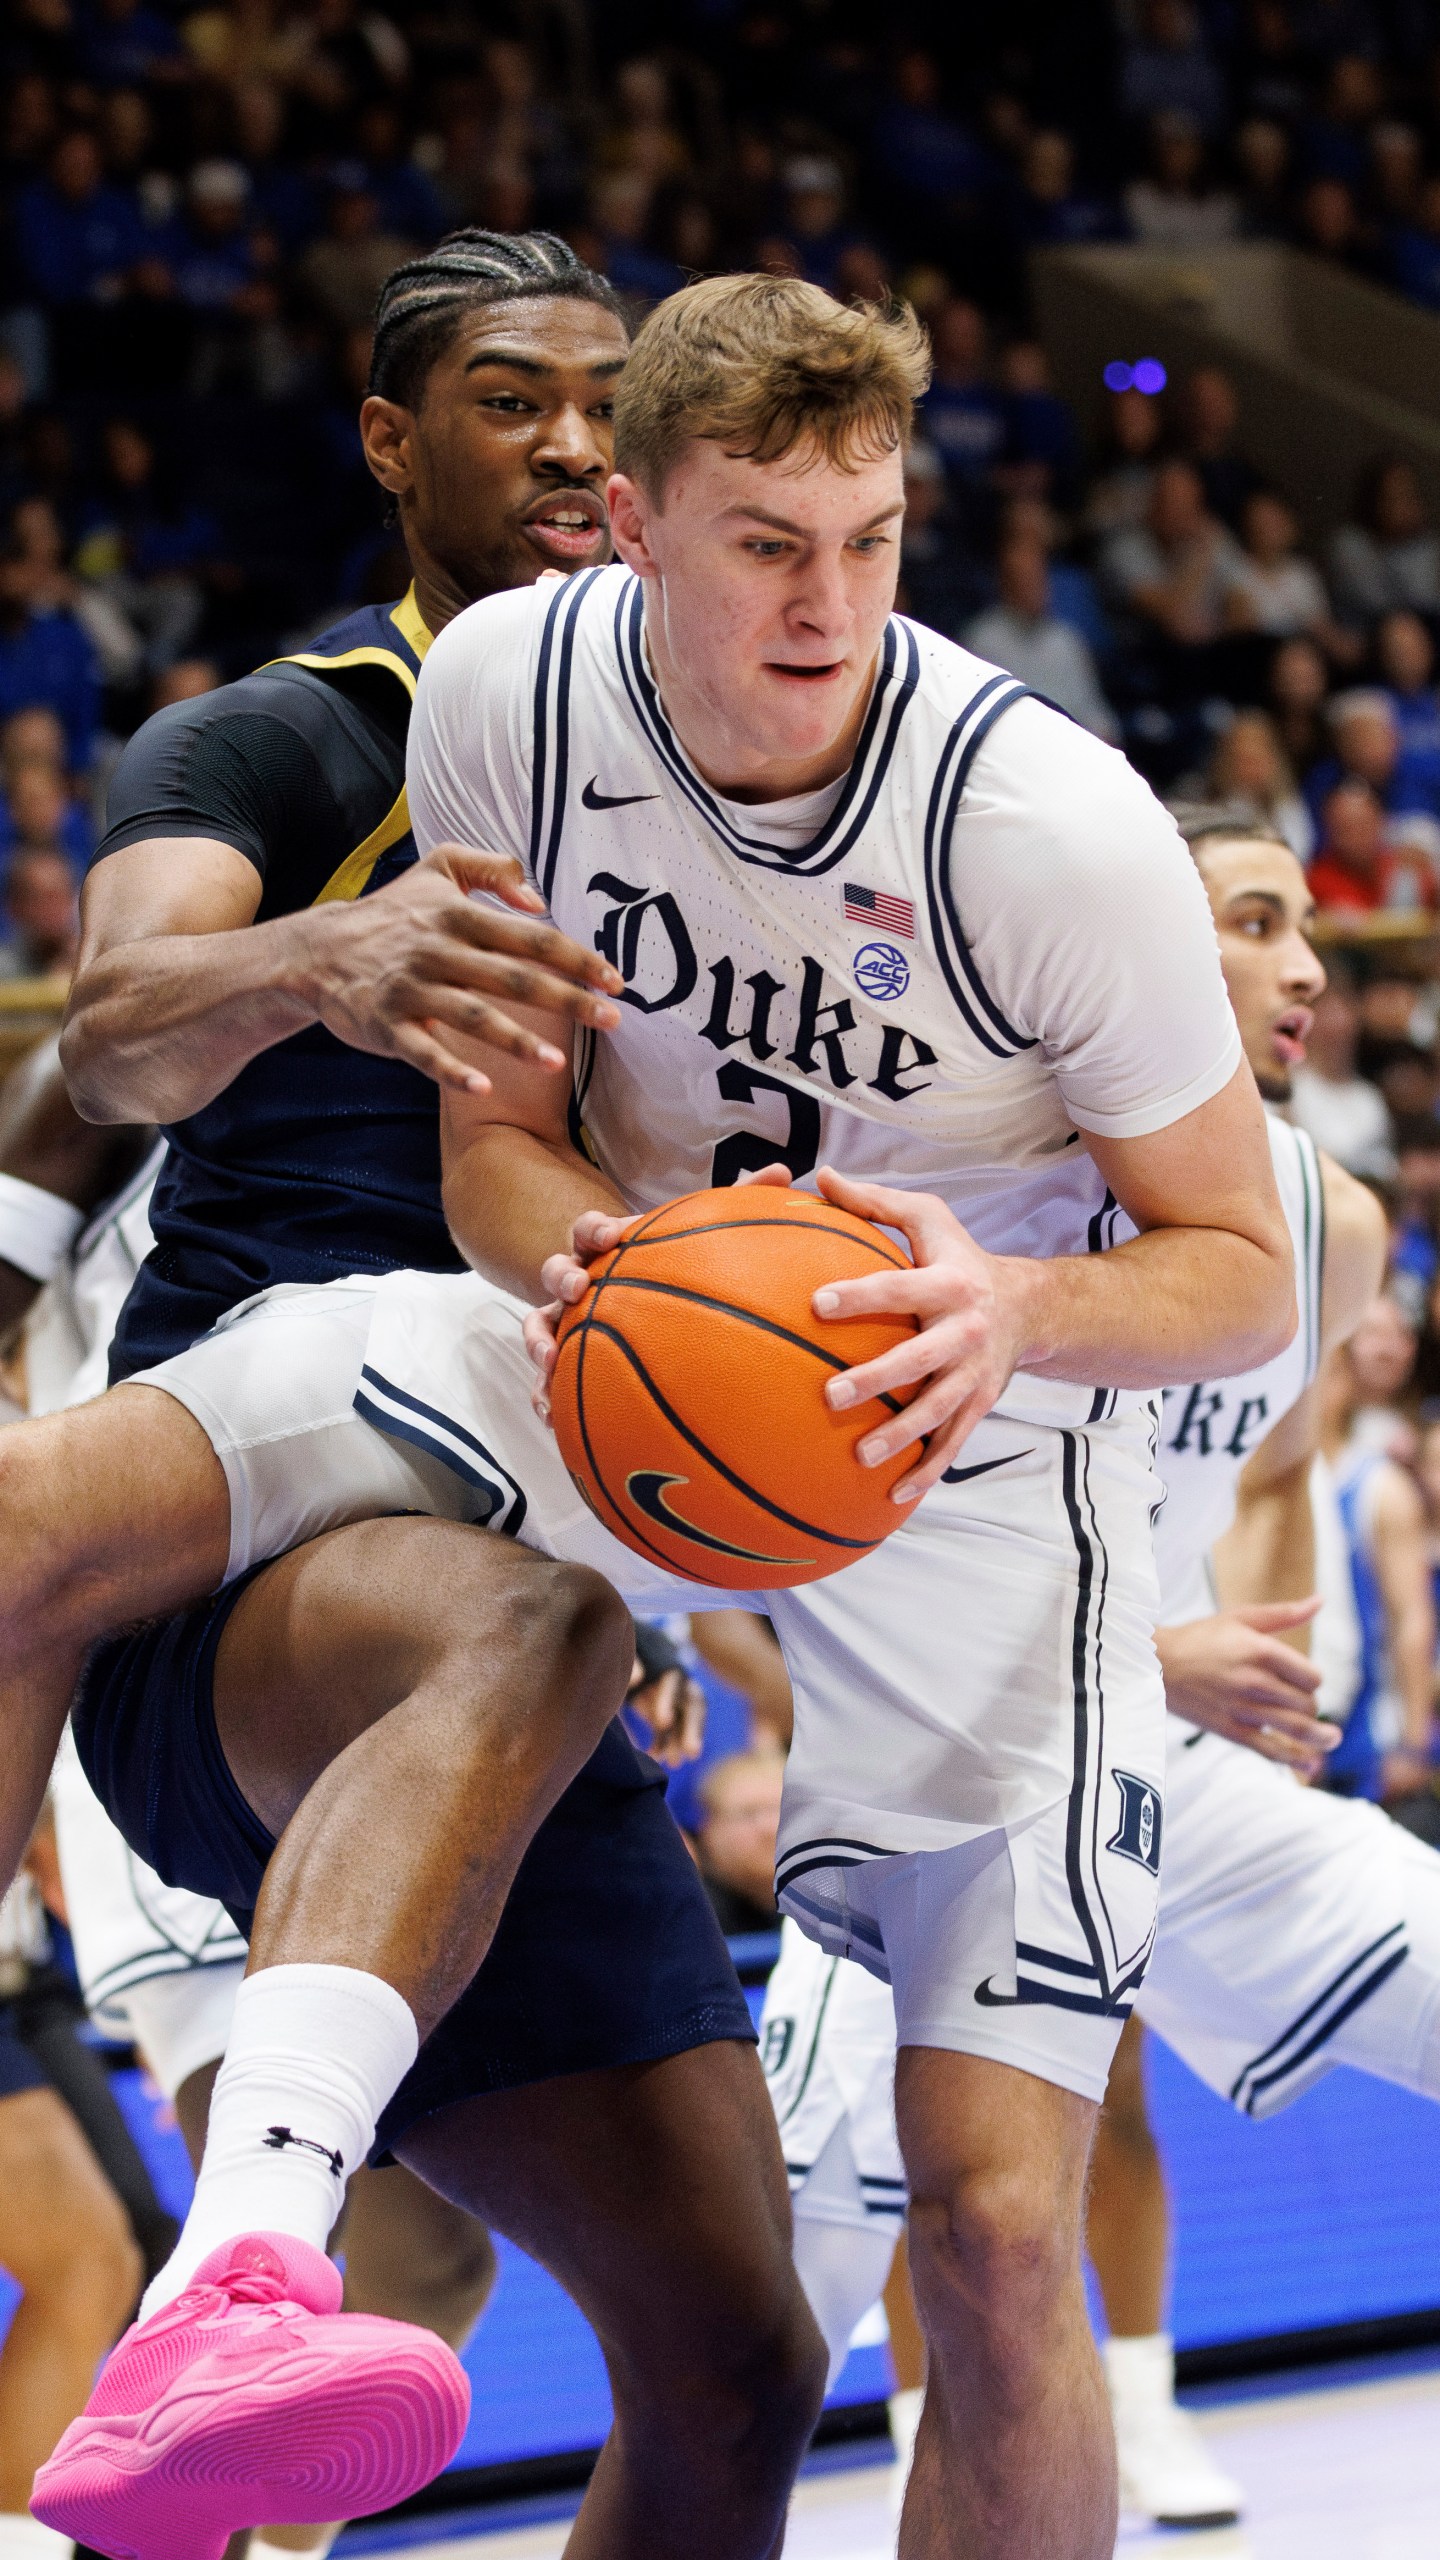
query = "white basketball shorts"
xmin=49 ymin=1726 xmax=246 ymax=2097
xmin=131 ymin=1268 xmax=1168 ymax=2102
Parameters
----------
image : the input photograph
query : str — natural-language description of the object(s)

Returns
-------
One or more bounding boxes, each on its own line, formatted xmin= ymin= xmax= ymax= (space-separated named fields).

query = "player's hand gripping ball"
xmin=550 ymin=1186 xmax=923 ymax=1589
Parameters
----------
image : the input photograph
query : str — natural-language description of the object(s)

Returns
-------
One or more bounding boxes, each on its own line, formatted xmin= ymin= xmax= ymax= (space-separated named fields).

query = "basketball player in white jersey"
xmin=762 ymin=814 xmax=1440 ymax=2527
xmin=0 ymin=277 xmax=1293 ymax=2555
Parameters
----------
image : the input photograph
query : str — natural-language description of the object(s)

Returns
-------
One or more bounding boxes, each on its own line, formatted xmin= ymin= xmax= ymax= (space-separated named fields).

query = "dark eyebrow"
xmin=463 ymin=349 xmax=628 ymax=380
xmin=720 ymin=500 xmax=906 ymax=537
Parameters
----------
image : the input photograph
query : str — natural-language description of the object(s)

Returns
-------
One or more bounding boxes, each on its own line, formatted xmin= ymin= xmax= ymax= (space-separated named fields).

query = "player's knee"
xmin=911 ymin=2158 xmax=1073 ymax=2344
xmin=473 ymin=1559 xmax=633 ymax=1728
xmin=671 ymin=2287 xmax=827 ymax=2486
xmin=383 ymin=2223 xmax=497 ymax=2344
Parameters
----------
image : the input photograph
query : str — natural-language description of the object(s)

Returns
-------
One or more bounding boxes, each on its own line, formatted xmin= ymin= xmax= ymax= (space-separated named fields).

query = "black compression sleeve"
xmin=96 ymin=683 xmax=350 ymax=880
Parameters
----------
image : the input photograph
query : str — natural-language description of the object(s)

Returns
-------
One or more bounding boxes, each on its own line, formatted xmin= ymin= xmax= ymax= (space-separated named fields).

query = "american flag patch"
xmin=844 ymin=883 xmax=915 ymax=939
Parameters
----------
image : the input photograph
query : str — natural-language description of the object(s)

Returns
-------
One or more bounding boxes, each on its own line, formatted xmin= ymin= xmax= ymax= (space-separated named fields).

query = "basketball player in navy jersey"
xmin=5 ymin=240 xmax=823 ymax=2558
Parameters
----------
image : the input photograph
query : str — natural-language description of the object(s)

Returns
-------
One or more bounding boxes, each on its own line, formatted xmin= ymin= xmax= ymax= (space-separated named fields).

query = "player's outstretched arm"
xmin=62 ymin=838 xmax=622 ymax=1126
xmin=1155 ymin=1606 xmax=1335 ymax=1775
xmin=437 ymin=998 xmax=628 ymax=1310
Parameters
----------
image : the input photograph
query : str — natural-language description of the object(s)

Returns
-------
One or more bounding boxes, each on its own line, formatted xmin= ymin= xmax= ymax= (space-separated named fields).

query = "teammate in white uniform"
xmin=760 ymin=816 xmax=1440 ymax=2526
xmin=0 ymin=280 xmax=1292 ymax=2558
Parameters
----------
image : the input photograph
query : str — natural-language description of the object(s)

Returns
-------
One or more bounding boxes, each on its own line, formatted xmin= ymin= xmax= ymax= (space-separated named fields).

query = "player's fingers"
xmin=415 ymin=987 xmax=570 ymax=1070
xmin=444 ymin=886 xmax=623 ymax=989
xmin=813 ymin=1266 xmax=954 ymax=1329
xmin=431 ymin=845 xmax=549 ymax=913
xmin=890 ymin=1396 xmax=984 ymax=1502
xmin=1233 ymin=1695 xmax=1337 ymax=1745
xmin=1234 ymin=1597 xmax=1323 ymax=1631
xmin=424 ymin=946 xmax=622 ymax=1030
xmin=571 ymin=1208 xmax=639 ymax=1260
xmin=816 ymin=1166 xmax=953 ymax=1257
xmin=736 ymin=1163 xmax=794 ymax=1189
xmin=857 ymin=1366 xmax=974 ymax=1471
xmin=1248 ymin=1638 xmax=1323 ymax=1694
xmin=537 ymin=1249 xmax=590 ymax=1306
xmin=522 ymin=1304 xmax=562 ymax=1375
xmin=825 ymin=1313 xmax=981 ymax=1410
xmin=389 ymin=1019 xmax=493 ymax=1095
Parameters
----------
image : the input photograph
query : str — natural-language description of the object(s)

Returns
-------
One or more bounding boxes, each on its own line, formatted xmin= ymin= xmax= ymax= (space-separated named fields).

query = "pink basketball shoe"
xmin=32 ymin=2229 xmax=470 ymax=2560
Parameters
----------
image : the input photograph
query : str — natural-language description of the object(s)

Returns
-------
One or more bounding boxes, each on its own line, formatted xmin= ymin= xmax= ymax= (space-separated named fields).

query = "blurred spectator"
xmin=1330 ymin=460 xmax=1440 ymax=624
xmin=872 ymin=48 xmax=992 ymax=217
xmin=1378 ymin=612 xmax=1440 ymax=763
xmin=161 ymin=162 xmax=273 ymax=320
xmin=1292 ymin=971 xmax=1398 ymax=1176
xmin=1124 ymin=113 xmax=1239 ymax=248
xmin=1207 ymin=709 xmax=1314 ymax=856
xmin=1268 ymin=633 xmax=1332 ymax=776
xmin=1176 ymin=367 xmax=1260 ymax=532
xmin=0 ymin=705 xmax=90 ymax=872
xmin=693 ymin=1752 xmax=784 ymax=1937
xmin=299 ymin=173 xmax=409 ymax=332
xmin=1102 ymin=458 xmax=1240 ymax=650
xmin=1301 ymin=53 xmax=1386 ymax=191
xmin=994 ymin=341 xmax=1082 ymax=507
xmin=0 ymin=516 xmax=99 ymax=770
xmin=1010 ymin=130 xmax=1119 ymax=248
xmin=150 ymin=660 xmax=220 ymax=710
xmin=0 ymin=847 xmax=79 ymax=984
xmin=1085 ymin=386 xmax=1166 ymax=540
xmin=14 ymin=127 xmax=143 ymax=314
xmin=1388 ymin=174 xmax=1440 ymax=312
xmin=80 ymin=0 xmax=186 ymax=91
xmin=920 ymin=300 xmax=1007 ymax=508
xmin=1224 ymin=488 xmax=1351 ymax=653
xmin=779 ymin=156 xmax=867 ymax=294
xmin=1297 ymin=176 xmax=1372 ymax=274
xmin=1369 ymin=122 xmax=1423 ymax=230
xmin=351 ymin=102 xmax=446 ymax=246
xmin=1119 ymin=0 xmax=1226 ymax=137
xmin=9 ymin=493 xmax=140 ymax=688
xmin=895 ymin=441 xmax=983 ymax=637
xmin=1234 ymin=117 xmax=1293 ymax=235
xmin=1306 ymin=688 xmax=1440 ymax=835
xmin=966 ymin=536 xmax=1119 ymax=739
xmin=1319 ymin=1313 xmax=1436 ymax=1808
xmin=590 ymin=171 xmax=682 ymax=304
xmin=1309 ymin=775 xmax=1438 ymax=912
xmin=73 ymin=419 xmax=215 ymax=678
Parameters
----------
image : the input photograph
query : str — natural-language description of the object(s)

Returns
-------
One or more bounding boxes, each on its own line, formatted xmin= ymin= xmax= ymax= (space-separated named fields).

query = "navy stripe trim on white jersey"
xmin=85 ymin=1941 xmax=246 ymax=2007
xmin=531 ymin=567 xmax=606 ymax=905
xmin=1228 ymin=1922 xmax=1408 ymax=2116
xmin=975 ymin=1972 xmax=1136 ymax=2021
xmin=1295 ymin=1123 xmax=1324 ymax=1391
xmin=613 ymin=577 xmax=920 ymax=876
xmin=922 ymin=677 xmax=1036 ymax=1056
xmin=1059 ymin=1431 xmax=1156 ymax=2008
xmin=354 ymin=1365 xmax=529 ymax=1537
xmin=774 ymin=1834 xmax=894 ymax=1898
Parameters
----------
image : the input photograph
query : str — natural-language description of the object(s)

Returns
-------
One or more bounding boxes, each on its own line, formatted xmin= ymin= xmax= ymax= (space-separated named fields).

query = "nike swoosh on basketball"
xmin=626 ymin=1469 xmax=810 ymax=1568
xmin=941 ymin=1449 xmax=1033 ymax=1486
xmin=583 ymin=777 xmax=658 ymax=811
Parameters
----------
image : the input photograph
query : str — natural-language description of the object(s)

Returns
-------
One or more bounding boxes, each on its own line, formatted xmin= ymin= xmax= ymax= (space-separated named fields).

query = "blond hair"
xmin=613 ymin=272 xmax=931 ymax=500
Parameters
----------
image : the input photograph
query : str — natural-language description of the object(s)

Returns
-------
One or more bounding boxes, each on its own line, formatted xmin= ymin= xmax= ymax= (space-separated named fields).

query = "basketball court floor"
xmin=340 ymin=2350 xmax=1440 ymax=2558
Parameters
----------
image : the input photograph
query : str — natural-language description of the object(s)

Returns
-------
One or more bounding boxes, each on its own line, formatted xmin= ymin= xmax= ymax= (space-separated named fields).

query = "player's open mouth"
xmin=1272 ymin=1005 xmax=1313 ymax=1066
xmin=766 ymin=661 xmax=846 ymax=683
xmin=522 ymin=493 xmax=608 ymax=563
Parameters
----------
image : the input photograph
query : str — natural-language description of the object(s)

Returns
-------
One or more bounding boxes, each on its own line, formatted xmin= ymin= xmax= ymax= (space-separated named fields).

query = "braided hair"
xmin=369 ymin=229 xmax=624 ymax=410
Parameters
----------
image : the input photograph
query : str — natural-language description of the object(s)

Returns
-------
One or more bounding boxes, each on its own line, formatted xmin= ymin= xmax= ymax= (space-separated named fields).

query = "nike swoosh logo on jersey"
xmin=582 ymin=777 xmax=659 ymax=811
xmin=941 ymin=1448 xmax=1033 ymax=1487
xmin=625 ymin=1469 xmax=812 ymax=1568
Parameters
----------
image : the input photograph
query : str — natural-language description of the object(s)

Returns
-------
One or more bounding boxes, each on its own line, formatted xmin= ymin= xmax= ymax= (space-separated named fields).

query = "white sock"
xmin=139 ymin=1964 xmax=418 ymax=2323
xmin=0 ymin=2516 xmax=72 ymax=2556
xmin=1104 ymin=2329 xmax=1176 ymax=2407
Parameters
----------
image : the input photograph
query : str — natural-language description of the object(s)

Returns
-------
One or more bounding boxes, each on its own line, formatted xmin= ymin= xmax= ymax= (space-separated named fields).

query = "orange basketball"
xmin=550 ymin=1186 xmax=923 ymax=1590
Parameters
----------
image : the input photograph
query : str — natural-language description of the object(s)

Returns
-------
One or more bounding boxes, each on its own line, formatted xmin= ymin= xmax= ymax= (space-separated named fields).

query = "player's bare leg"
xmin=403 ymin=2041 xmax=826 ymax=2560
xmin=897 ymin=2048 xmax=1111 ymax=2560
xmin=1085 ymin=2017 xmax=1165 ymax=2336
xmin=884 ymin=2233 xmax=926 ymax=2497
xmin=0 ymin=1386 xmax=231 ymax=1897
xmin=213 ymin=1515 xmax=631 ymax=2029
xmin=0 ymin=2086 xmax=142 ymax=2519
xmin=1085 ymin=2018 xmax=1241 ymax=2527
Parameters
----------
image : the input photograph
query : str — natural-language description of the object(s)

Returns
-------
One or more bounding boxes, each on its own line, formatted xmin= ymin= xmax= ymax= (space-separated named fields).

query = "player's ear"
xmin=360 ymin=395 xmax=414 ymax=497
xmin=607 ymin=472 xmax=656 ymax=575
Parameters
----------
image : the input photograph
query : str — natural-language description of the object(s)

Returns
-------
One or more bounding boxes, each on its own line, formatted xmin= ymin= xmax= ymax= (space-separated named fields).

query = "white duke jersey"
xmin=1153 ymin=1114 xmax=1324 ymax=1625
xmin=409 ymin=566 xmax=1241 ymax=1429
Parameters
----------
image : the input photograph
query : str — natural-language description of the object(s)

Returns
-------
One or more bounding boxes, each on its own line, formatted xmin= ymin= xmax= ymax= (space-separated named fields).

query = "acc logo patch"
xmin=852 ymin=939 xmax=910 ymax=1002
xmin=1106 ymin=1770 xmax=1163 ymax=1874
xmin=760 ymin=2017 xmax=794 ymax=2075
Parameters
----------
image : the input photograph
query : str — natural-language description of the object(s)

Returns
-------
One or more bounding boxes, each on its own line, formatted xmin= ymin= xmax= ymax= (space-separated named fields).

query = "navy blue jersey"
xmin=95 ymin=591 xmax=468 ymax=1378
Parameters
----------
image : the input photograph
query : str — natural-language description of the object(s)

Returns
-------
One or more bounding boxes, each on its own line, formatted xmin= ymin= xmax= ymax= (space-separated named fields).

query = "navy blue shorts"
xmin=0 ymin=2007 xmax=46 ymax=2100
xmin=73 ymin=1572 xmax=754 ymax=2155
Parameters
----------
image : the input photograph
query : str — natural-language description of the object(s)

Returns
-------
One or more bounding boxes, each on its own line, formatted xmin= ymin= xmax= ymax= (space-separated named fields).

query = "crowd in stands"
xmin=4 ymin=1 xmax=1440 ymax=1585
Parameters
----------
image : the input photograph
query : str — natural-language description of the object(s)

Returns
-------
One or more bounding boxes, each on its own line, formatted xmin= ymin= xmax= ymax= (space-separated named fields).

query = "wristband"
xmin=0 ymin=1172 xmax=84 ymax=1283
